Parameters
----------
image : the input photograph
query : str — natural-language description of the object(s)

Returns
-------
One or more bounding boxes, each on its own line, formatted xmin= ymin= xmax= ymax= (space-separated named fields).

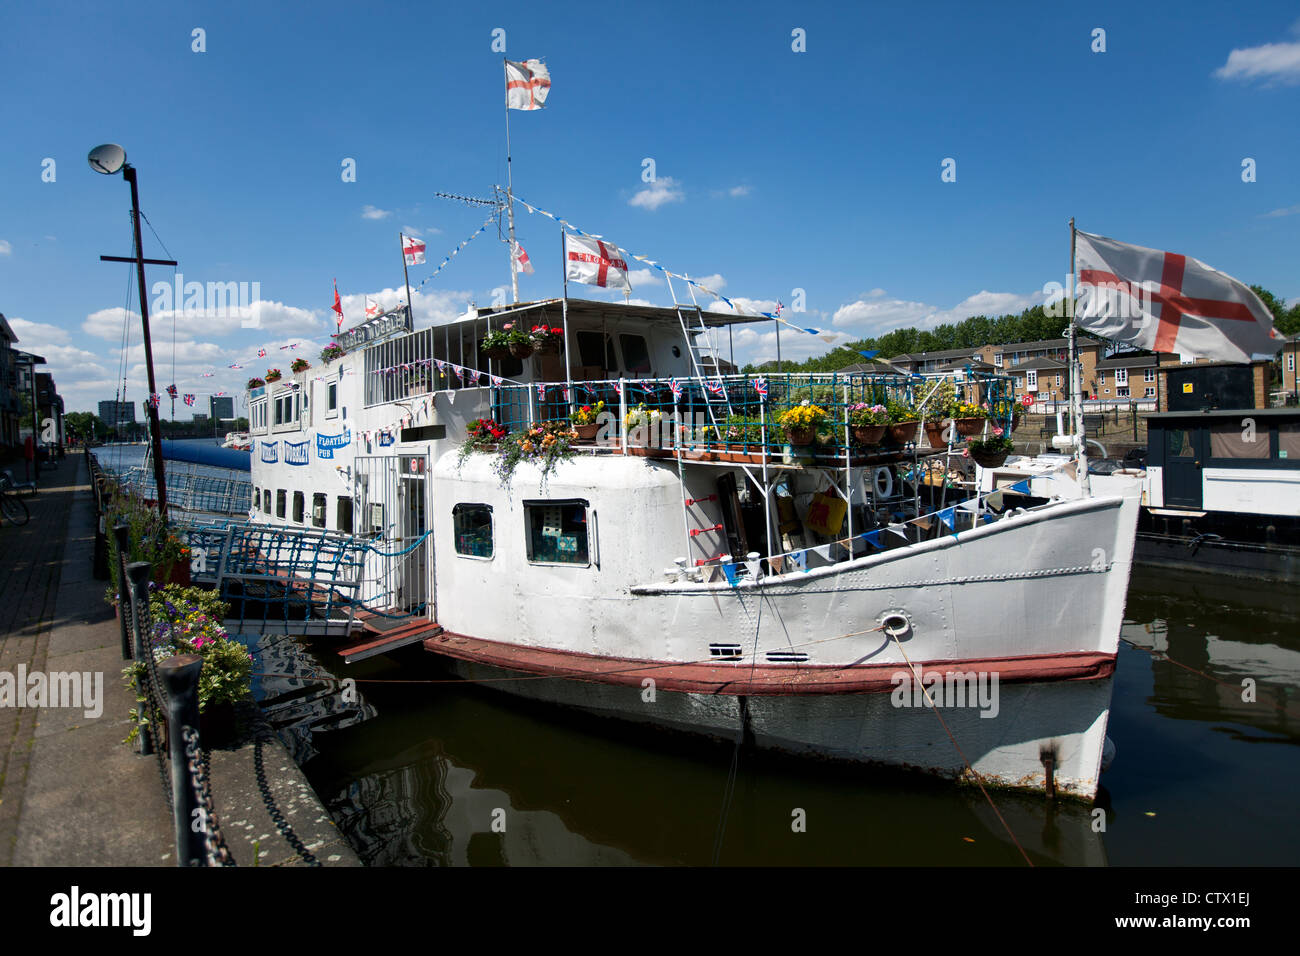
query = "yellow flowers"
xmin=777 ymin=403 xmax=828 ymax=429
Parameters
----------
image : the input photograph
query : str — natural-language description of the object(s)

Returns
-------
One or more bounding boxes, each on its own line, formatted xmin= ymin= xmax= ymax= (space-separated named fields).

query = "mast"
xmin=1068 ymin=217 xmax=1091 ymax=495
xmin=503 ymin=57 xmax=519 ymax=303
xmin=400 ymin=232 xmax=414 ymax=323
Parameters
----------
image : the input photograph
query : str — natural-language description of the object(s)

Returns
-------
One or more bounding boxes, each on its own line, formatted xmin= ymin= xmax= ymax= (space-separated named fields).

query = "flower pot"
xmin=785 ymin=426 xmax=815 ymax=446
xmin=887 ymin=421 xmax=919 ymax=444
xmin=509 ymin=342 xmax=535 ymax=359
xmin=1010 ymin=412 xmax=1022 ymax=432
xmin=534 ymin=340 xmax=560 ymax=354
xmin=155 ymin=561 xmax=191 ymax=588
xmin=923 ymin=421 xmax=949 ymax=448
xmin=482 ymin=345 xmax=510 ymax=360
xmin=852 ymin=424 xmax=886 ymax=446
xmin=573 ymin=423 xmax=600 ymax=441
xmin=199 ymin=702 xmax=237 ymax=749
xmin=955 ymin=417 xmax=986 ymax=437
xmin=970 ymin=448 xmax=1010 ymax=469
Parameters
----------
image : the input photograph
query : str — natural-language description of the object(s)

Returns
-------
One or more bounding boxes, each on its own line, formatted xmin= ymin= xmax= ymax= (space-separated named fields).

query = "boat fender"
xmin=871 ymin=466 xmax=893 ymax=500
xmin=879 ymin=610 xmax=912 ymax=640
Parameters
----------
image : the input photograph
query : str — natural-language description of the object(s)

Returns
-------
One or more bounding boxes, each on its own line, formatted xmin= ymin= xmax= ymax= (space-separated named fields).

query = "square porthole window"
xmin=524 ymin=500 xmax=589 ymax=565
xmin=453 ymin=504 xmax=494 ymax=558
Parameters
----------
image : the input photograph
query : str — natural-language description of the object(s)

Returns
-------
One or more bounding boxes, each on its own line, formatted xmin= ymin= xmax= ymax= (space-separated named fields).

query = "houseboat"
xmin=244 ymin=297 xmax=1140 ymax=800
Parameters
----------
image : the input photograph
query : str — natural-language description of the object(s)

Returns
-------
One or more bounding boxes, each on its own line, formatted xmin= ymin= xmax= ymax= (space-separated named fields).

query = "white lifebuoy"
xmin=872 ymin=466 xmax=893 ymax=500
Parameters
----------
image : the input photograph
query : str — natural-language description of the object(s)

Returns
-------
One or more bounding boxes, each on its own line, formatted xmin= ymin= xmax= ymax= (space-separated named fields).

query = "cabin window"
xmin=1209 ymin=422 xmax=1270 ymax=460
xmin=1167 ymin=430 xmax=1196 ymax=457
xmin=326 ymin=382 xmax=338 ymax=418
xmin=619 ymin=334 xmax=652 ymax=375
xmin=312 ymin=493 xmax=327 ymax=528
xmin=524 ymin=499 xmax=589 ymax=565
xmin=276 ymin=489 xmax=286 ymax=518
xmin=263 ymin=489 xmax=271 ymax=513
xmin=293 ymin=491 xmax=305 ymax=523
xmin=576 ymin=330 xmax=617 ymax=374
xmin=1278 ymin=424 xmax=1299 ymax=460
xmin=337 ymin=497 xmax=353 ymax=534
xmin=453 ymin=503 xmax=494 ymax=558
xmin=251 ymin=487 xmax=259 ymax=509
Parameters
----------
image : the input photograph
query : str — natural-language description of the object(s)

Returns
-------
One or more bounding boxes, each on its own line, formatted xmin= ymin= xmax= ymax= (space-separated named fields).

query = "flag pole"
xmin=400 ymin=233 xmax=414 ymax=325
xmin=1067 ymin=216 xmax=1091 ymax=495
xmin=503 ymin=58 xmax=520 ymax=304
xmin=560 ymin=224 xmax=572 ymax=407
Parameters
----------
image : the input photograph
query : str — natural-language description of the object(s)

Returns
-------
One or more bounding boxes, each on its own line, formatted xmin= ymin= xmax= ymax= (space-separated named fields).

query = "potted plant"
xmin=952 ymin=399 xmax=986 ymax=436
xmin=847 ymin=403 xmax=889 ymax=446
xmin=966 ymin=429 xmax=1015 ymax=468
xmin=320 ymin=342 xmax=346 ymax=364
xmin=247 ymin=377 xmax=266 ymax=390
xmin=497 ymin=323 xmax=534 ymax=359
xmin=777 ymin=403 xmax=827 ymax=446
xmin=492 ymin=420 xmax=580 ymax=488
xmin=265 ymin=368 xmax=282 ymax=383
xmin=291 ymin=357 xmax=310 ymax=374
xmin=723 ymin=414 xmax=751 ymax=451
xmin=530 ymin=324 xmax=565 ymax=354
xmin=885 ymin=400 xmax=920 ymax=444
xmin=624 ymin=404 xmax=663 ymax=446
xmin=569 ymin=401 xmax=605 ymax=441
xmin=481 ymin=329 xmax=512 ymax=360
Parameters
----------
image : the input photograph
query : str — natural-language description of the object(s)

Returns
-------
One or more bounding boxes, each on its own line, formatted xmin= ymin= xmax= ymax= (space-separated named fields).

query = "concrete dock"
xmin=0 ymin=450 xmax=359 ymax=866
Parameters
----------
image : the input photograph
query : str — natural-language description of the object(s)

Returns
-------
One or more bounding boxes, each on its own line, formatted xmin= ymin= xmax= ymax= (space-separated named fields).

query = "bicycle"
xmin=0 ymin=475 xmax=31 ymax=526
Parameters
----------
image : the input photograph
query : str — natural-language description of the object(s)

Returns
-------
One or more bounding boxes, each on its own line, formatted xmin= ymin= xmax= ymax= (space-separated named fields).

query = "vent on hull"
xmin=709 ymin=644 xmax=744 ymax=660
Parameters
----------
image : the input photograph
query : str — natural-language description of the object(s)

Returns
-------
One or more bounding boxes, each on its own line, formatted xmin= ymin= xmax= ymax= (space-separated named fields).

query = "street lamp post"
xmin=89 ymin=144 xmax=176 ymax=524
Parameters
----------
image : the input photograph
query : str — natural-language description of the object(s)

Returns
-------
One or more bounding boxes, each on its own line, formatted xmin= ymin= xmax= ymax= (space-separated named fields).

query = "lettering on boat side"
xmin=49 ymin=886 xmax=151 ymax=935
xmin=0 ymin=666 xmax=103 ymax=719
xmin=889 ymin=670 xmax=999 ymax=719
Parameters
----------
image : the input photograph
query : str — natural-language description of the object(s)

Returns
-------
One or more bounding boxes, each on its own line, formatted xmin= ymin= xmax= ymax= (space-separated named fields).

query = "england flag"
xmin=402 ymin=234 xmax=426 ymax=266
xmin=365 ymin=297 xmax=382 ymax=318
xmin=565 ymin=233 xmax=629 ymax=290
xmin=505 ymin=59 xmax=551 ymax=111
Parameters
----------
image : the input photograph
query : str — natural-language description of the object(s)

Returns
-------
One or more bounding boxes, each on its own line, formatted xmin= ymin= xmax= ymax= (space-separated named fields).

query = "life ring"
xmin=872 ymin=466 xmax=893 ymax=500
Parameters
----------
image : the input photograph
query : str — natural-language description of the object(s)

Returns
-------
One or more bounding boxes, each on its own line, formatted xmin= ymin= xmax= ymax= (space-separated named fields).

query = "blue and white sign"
xmin=316 ymin=427 xmax=351 ymax=459
xmin=260 ymin=440 xmax=278 ymax=463
xmin=285 ymin=440 xmax=310 ymax=466
xmin=378 ymin=431 xmax=394 ymax=447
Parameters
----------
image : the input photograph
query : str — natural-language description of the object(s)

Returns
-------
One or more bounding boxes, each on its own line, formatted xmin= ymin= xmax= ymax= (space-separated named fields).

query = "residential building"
xmin=1095 ymin=351 xmax=1180 ymax=405
xmin=976 ymin=337 xmax=1105 ymax=401
xmin=1158 ymin=359 xmax=1272 ymax=412
xmin=209 ymin=395 xmax=235 ymax=423
xmin=35 ymin=372 xmax=64 ymax=451
xmin=0 ymin=314 xmax=21 ymax=449
xmin=1282 ymin=333 xmax=1300 ymax=404
xmin=98 ymin=400 xmax=137 ymax=428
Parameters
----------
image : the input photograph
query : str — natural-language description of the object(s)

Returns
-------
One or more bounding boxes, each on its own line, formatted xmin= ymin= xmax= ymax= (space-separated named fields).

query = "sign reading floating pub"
xmin=335 ymin=305 xmax=411 ymax=352
xmin=316 ymin=427 xmax=351 ymax=459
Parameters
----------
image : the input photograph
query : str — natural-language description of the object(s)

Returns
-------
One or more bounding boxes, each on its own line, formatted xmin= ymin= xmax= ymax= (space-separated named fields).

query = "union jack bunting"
xmin=165 ymin=384 xmax=178 ymax=398
xmin=257 ymin=348 xmax=267 ymax=357
xmin=563 ymin=386 xmax=571 ymax=402
xmin=229 ymin=363 xmax=242 ymax=369
xmin=214 ymin=391 xmax=227 ymax=397
xmin=471 ymin=370 xmax=482 ymax=384
xmin=752 ymin=377 xmax=768 ymax=399
xmin=668 ymin=378 xmax=683 ymax=401
xmin=183 ymin=394 xmax=195 ymax=406
xmin=201 ymin=372 xmax=213 ymax=377
xmin=146 ymin=393 xmax=159 ymax=409
xmin=491 ymin=375 xmax=502 ymax=387
xmin=537 ymin=382 xmax=546 ymax=400
xmin=435 ymin=360 xmax=446 ymax=373
xmin=581 ymin=383 xmax=597 ymax=395
xmin=705 ymin=379 xmax=726 ymax=398
xmin=280 ymin=343 xmax=297 ymax=350
xmin=613 ymin=380 xmax=623 ymax=396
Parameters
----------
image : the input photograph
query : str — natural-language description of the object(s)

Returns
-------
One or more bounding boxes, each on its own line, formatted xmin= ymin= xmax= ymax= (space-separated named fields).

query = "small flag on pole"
xmin=505 ymin=59 xmax=551 ymax=110
xmin=165 ymin=384 xmax=178 ymax=399
xmin=402 ymin=234 xmax=426 ymax=266
xmin=332 ymin=279 xmax=344 ymax=332
xmin=752 ymin=377 xmax=768 ymax=399
xmin=513 ymin=241 xmax=534 ymax=275
xmin=365 ymin=297 xmax=382 ymax=318
xmin=183 ymin=394 xmax=195 ymax=407
xmin=668 ymin=378 xmax=683 ymax=402
xmin=565 ymin=233 xmax=629 ymax=289
xmin=257 ymin=348 xmax=267 ymax=358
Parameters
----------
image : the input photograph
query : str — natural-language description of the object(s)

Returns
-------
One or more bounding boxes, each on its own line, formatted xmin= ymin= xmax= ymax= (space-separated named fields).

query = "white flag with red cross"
xmin=365 ymin=297 xmax=382 ymax=319
xmin=565 ymin=233 xmax=629 ymax=290
xmin=1075 ymin=231 xmax=1283 ymax=363
xmin=505 ymin=59 xmax=551 ymax=111
xmin=402 ymin=234 xmax=426 ymax=266
xmin=513 ymin=241 xmax=534 ymax=275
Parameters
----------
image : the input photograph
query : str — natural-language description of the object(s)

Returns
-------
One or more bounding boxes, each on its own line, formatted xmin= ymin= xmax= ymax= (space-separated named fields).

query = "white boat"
xmin=221 ymin=431 xmax=252 ymax=451
xmin=242 ymin=297 xmax=1139 ymax=800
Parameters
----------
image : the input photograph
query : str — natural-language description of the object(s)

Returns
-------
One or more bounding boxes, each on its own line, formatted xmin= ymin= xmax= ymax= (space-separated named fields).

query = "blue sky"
xmin=1 ymin=1 xmax=1297 ymax=416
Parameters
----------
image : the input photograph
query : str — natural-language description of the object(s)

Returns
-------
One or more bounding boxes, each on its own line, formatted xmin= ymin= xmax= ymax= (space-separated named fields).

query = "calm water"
xmin=243 ymin=565 xmax=1299 ymax=866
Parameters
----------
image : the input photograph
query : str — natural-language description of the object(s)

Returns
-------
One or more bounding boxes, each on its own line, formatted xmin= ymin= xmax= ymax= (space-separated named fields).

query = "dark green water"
xmin=251 ymin=566 xmax=1300 ymax=866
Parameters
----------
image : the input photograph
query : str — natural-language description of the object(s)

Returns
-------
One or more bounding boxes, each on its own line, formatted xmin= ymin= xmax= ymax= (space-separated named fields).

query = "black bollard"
xmin=158 ymin=654 xmax=208 ymax=867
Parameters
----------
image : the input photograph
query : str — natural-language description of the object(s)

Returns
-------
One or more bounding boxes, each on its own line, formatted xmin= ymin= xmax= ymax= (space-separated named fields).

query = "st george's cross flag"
xmin=1075 ymin=231 xmax=1283 ymax=363
xmin=402 ymin=234 xmax=426 ymax=267
xmin=565 ymin=234 xmax=629 ymax=290
xmin=365 ymin=297 xmax=382 ymax=319
xmin=332 ymin=279 xmax=344 ymax=332
xmin=505 ymin=59 xmax=551 ymax=110
xmin=513 ymin=241 xmax=534 ymax=275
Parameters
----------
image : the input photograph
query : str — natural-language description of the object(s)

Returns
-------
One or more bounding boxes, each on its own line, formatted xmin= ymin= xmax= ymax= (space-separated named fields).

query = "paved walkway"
xmin=0 ymin=451 xmax=358 ymax=866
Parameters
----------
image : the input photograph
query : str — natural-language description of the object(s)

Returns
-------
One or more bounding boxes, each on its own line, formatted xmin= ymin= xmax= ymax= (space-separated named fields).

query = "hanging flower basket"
xmin=785 ymin=426 xmax=815 ymax=446
xmin=852 ymin=424 xmax=887 ymax=446
xmin=970 ymin=448 xmax=1010 ymax=468
xmin=509 ymin=341 xmax=535 ymax=359
xmin=923 ymin=421 xmax=948 ymax=448
xmin=955 ymin=417 xmax=985 ymax=437
xmin=887 ymin=421 xmax=919 ymax=444
xmin=574 ymin=423 xmax=600 ymax=441
xmin=482 ymin=344 xmax=510 ymax=360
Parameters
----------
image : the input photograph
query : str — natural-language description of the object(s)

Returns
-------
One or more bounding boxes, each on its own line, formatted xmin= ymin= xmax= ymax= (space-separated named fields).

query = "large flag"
xmin=1075 ymin=231 xmax=1282 ymax=362
xmin=402 ymin=234 xmax=426 ymax=266
xmin=505 ymin=59 xmax=551 ymax=110
xmin=565 ymin=233 xmax=629 ymax=289
xmin=513 ymin=241 xmax=534 ymax=275
xmin=365 ymin=296 xmax=382 ymax=318
xmin=332 ymin=279 xmax=344 ymax=332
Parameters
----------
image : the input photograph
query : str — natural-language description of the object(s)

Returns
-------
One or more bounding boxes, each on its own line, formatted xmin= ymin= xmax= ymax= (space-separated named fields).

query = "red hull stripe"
xmin=423 ymin=632 xmax=1116 ymax=697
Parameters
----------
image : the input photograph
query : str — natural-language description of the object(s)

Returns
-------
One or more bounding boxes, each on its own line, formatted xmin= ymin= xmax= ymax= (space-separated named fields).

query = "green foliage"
xmin=492 ymin=421 xmax=579 ymax=488
xmin=102 ymin=478 xmax=189 ymax=602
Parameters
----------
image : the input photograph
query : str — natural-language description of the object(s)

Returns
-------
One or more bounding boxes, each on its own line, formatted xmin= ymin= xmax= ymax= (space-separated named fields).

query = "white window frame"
xmin=326 ymin=381 xmax=339 ymax=419
xmin=1117 ymin=386 xmax=1130 ymax=398
xmin=1026 ymin=369 xmax=1038 ymax=391
xmin=1144 ymin=367 xmax=1156 ymax=383
xmin=1114 ymin=368 xmax=1129 ymax=386
xmin=1144 ymin=387 xmax=1155 ymax=397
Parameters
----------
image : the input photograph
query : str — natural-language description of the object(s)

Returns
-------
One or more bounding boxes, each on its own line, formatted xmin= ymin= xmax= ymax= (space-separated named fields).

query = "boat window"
xmin=326 ymin=382 xmax=338 ymax=417
xmin=251 ymin=487 xmax=259 ymax=510
xmin=1277 ymin=423 xmax=1300 ymax=461
xmin=276 ymin=489 xmax=286 ymax=518
xmin=312 ymin=493 xmax=327 ymax=528
xmin=1209 ymin=421 xmax=1269 ymax=460
xmin=293 ymin=491 xmax=305 ymax=523
xmin=619 ymin=334 xmax=652 ymax=375
xmin=1167 ymin=429 xmax=1196 ymax=458
xmin=453 ymin=503 xmax=494 ymax=558
xmin=576 ymin=330 xmax=617 ymax=374
xmin=524 ymin=499 xmax=590 ymax=565
xmin=263 ymin=489 xmax=271 ymax=513
xmin=337 ymin=497 xmax=353 ymax=534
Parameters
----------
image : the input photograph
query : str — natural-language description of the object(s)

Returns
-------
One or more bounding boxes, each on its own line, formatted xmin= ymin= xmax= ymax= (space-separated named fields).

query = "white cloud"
xmin=1263 ymin=203 xmax=1300 ymax=218
xmin=1213 ymin=36 xmax=1300 ymax=84
xmin=7 ymin=317 xmax=70 ymax=347
xmin=626 ymin=268 xmax=663 ymax=287
xmin=0 ymin=239 xmax=11 ymax=256
xmin=831 ymin=288 xmax=1044 ymax=336
xmin=82 ymin=300 xmax=323 ymax=342
xmin=728 ymin=185 xmax=751 ymax=197
xmin=629 ymin=177 xmax=684 ymax=211
xmin=362 ymin=205 xmax=392 ymax=220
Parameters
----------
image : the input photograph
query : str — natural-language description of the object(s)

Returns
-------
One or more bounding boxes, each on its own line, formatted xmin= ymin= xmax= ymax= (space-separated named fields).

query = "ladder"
xmin=668 ymin=274 xmax=733 ymax=433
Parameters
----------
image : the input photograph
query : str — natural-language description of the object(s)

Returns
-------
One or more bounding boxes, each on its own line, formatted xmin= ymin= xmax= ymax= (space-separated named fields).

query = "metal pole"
xmin=503 ymin=58 xmax=519 ymax=303
xmin=561 ymin=224 xmax=572 ymax=408
xmin=775 ymin=319 xmax=782 ymax=374
xmin=158 ymin=653 xmax=207 ymax=866
xmin=1068 ymin=217 xmax=1090 ymax=495
xmin=124 ymin=165 xmax=169 ymax=524
xmin=400 ymin=233 xmax=415 ymax=323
